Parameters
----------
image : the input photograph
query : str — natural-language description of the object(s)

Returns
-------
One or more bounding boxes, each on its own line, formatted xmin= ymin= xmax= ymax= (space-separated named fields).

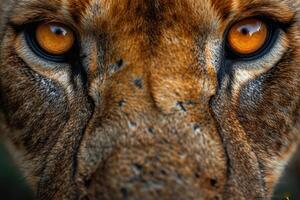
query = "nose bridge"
xmin=85 ymin=1 xmax=222 ymax=150
xmin=83 ymin=42 xmax=227 ymax=197
xmin=86 ymin=0 xmax=218 ymax=113
xmin=96 ymin=18 xmax=218 ymax=115
xmin=84 ymin=0 xmax=222 ymax=157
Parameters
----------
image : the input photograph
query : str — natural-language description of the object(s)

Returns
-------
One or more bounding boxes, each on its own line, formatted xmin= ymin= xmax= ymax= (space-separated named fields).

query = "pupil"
xmin=54 ymin=28 xmax=63 ymax=35
xmin=241 ymin=28 xmax=249 ymax=35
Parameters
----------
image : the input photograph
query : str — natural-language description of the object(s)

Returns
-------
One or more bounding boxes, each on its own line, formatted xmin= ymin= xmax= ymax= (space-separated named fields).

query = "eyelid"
xmin=227 ymin=13 xmax=296 ymax=33
xmin=8 ymin=17 xmax=78 ymax=35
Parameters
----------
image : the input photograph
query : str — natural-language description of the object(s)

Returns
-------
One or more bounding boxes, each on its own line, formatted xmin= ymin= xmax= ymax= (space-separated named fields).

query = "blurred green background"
xmin=0 ymin=143 xmax=33 ymax=200
xmin=0 ymin=141 xmax=299 ymax=200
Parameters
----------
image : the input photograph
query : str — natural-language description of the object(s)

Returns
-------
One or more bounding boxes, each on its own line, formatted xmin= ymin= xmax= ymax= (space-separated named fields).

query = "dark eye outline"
xmin=24 ymin=22 xmax=79 ymax=63
xmin=225 ymin=17 xmax=280 ymax=61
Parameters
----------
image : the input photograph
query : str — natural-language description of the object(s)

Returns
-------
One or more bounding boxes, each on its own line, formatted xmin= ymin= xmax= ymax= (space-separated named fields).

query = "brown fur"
xmin=0 ymin=0 xmax=300 ymax=199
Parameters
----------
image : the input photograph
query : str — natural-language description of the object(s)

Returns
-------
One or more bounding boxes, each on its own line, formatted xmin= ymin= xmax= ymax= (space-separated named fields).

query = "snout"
xmin=76 ymin=57 xmax=228 ymax=199
xmin=82 ymin=142 xmax=226 ymax=200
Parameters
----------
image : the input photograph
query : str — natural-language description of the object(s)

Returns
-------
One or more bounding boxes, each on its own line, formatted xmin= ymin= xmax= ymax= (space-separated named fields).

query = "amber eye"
xmin=227 ymin=18 xmax=269 ymax=55
xmin=35 ymin=22 xmax=75 ymax=55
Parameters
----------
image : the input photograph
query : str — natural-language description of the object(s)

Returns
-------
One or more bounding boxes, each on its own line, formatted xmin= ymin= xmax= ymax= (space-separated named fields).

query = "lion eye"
xmin=227 ymin=18 xmax=269 ymax=56
xmin=35 ymin=22 xmax=75 ymax=55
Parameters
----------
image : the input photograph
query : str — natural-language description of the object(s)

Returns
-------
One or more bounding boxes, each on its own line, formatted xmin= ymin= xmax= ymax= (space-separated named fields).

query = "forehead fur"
xmin=8 ymin=0 xmax=297 ymax=28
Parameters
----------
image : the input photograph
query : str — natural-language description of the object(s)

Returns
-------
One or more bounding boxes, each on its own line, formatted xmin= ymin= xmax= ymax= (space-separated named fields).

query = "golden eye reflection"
xmin=35 ymin=22 xmax=75 ymax=55
xmin=227 ymin=18 xmax=268 ymax=55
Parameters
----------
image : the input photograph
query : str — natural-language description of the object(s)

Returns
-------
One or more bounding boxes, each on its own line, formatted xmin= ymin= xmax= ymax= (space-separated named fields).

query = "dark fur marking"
xmin=176 ymin=101 xmax=187 ymax=112
xmin=193 ymin=123 xmax=201 ymax=131
xmin=133 ymin=78 xmax=143 ymax=89
xmin=118 ymin=99 xmax=126 ymax=107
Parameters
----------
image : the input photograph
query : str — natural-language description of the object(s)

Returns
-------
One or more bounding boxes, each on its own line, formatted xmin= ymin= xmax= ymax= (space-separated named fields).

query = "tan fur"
xmin=0 ymin=0 xmax=300 ymax=199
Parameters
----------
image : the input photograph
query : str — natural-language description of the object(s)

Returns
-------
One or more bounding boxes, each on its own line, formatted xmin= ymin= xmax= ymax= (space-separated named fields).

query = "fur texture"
xmin=0 ymin=0 xmax=300 ymax=199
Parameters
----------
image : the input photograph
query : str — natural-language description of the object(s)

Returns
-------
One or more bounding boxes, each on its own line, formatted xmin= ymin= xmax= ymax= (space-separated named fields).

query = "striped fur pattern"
xmin=0 ymin=0 xmax=300 ymax=199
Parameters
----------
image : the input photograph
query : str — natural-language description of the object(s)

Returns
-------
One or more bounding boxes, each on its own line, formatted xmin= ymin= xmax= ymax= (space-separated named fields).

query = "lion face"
xmin=0 ymin=0 xmax=300 ymax=199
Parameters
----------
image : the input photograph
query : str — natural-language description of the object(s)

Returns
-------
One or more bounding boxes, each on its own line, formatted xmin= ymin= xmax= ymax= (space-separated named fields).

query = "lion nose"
xmin=85 ymin=143 xmax=223 ymax=200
